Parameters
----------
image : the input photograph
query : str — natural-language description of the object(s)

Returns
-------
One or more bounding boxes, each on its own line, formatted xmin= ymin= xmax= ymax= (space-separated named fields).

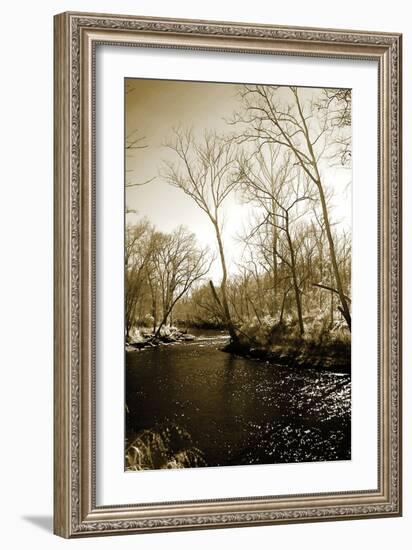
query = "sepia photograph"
xmin=124 ymin=78 xmax=352 ymax=472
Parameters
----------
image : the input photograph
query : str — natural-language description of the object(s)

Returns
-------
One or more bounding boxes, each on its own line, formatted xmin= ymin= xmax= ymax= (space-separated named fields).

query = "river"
xmin=125 ymin=329 xmax=351 ymax=468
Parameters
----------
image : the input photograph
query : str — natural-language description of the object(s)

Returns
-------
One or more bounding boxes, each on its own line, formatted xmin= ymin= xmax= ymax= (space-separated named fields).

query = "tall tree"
xmin=237 ymin=147 xmax=314 ymax=336
xmin=231 ymin=85 xmax=352 ymax=330
xmin=163 ymin=129 xmax=240 ymax=342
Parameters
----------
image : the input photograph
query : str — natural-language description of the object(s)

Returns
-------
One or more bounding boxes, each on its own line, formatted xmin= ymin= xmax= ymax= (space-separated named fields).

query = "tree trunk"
xmin=330 ymin=289 xmax=334 ymax=328
xmin=271 ymin=201 xmax=278 ymax=316
xmin=153 ymin=313 xmax=168 ymax=340
xmin=279 ymin=290 xmax=288 ymax=324
xmin=285 ymin=218 xmax=304 ymax=336
xmin=153 ymin=289 xmax=188 ymax=340
xmin=212 ymin=221 xmax=239 ymax=343
xmin=152 ymin=301 xmax=157 ymax=334
xmin=154 ymin=299 xmax=174 ymax=339
xmin=293 ymin=89 xmax=351 ymax=331
xmin=147 ymin=275 xmax=157 ymax=334
xmin=316 ymin=180 xmax=351 ymax=330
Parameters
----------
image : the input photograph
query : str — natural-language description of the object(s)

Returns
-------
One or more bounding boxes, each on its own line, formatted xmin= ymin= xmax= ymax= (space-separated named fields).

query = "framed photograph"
xmin=53 ymin=12 xmax=402 ymax=537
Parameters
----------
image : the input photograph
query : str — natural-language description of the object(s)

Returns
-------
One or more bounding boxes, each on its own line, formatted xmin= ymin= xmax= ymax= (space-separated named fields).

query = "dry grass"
xmin=125 ymin=423 xmax=206 ymax=471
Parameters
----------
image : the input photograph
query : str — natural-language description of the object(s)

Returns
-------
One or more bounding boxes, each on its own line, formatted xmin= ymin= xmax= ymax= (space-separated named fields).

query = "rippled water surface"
xmin=126 ymin=330 xmax=351 ymax=467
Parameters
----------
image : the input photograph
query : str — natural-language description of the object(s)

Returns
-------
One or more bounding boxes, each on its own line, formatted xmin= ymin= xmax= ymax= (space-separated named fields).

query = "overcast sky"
xmin=125 ymin=78 xmax=351 ymax=281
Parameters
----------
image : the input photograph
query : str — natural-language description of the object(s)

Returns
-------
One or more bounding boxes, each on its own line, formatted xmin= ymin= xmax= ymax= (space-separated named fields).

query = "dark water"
xmin=125 ymin=330 xmax=351 ymax=467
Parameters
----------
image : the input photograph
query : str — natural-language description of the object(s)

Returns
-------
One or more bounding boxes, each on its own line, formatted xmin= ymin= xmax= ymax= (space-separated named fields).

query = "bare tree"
xmin=125 ymin=130 xmax=156 ymax=188
xmin=237 ymin=147 xmax=314 ymax=335
xmin=125 ymin=219 xmax=155 ymax=338
xmin=317 ymin=88 xmax=352 ymax=166
xmin=163 ymin=128 xmax=240 ymax=342
xmin=151 ymin=226 xmax=211 ymax=339
xmin=231 ymin=85 xmax=351 ymax=330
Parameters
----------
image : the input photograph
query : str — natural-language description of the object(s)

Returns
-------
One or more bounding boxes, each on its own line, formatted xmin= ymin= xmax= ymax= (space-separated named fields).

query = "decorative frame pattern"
xmin=54 ymin=11 xmax=402 ymax=538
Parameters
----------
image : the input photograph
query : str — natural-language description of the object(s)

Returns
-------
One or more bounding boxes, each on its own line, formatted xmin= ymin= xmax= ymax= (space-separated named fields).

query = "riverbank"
xmin=126 ymin=326 xmax=196 ymax=351
xmin=223 ymin=339 xmax=350 ymax=373
xmin=126 ymin=326 xmax=350 ymax=374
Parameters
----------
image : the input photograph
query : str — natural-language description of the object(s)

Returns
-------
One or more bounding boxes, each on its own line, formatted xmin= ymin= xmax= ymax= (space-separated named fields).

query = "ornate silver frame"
xmin=53 ymin=11 xmax=402 ymax=538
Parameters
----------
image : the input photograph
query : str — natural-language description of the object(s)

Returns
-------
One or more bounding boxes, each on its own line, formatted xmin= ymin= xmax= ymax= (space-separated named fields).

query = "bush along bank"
xmin=223 ymin=317 xmax=351 ymax=374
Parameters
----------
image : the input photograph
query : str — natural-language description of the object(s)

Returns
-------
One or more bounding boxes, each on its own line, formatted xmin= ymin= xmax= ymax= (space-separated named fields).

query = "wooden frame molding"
xmin=54 ymin=11 xmax=402 ymax=538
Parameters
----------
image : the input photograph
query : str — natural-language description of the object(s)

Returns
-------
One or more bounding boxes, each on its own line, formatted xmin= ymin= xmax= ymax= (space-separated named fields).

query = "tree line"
xmin=126 ymin=85 xmax=351 ymax=344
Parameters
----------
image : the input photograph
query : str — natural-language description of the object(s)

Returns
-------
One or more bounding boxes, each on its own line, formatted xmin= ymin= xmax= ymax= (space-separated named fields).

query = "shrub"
xmin=125 ymin=423 xmax=206 ymax=471
xmin=238 ymin=314 xmax=350 ymax=348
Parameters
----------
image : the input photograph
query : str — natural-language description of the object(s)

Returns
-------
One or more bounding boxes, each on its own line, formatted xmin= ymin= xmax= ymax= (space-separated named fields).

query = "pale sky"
xmin=125 ymin=79 xmax=351 ymax=281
